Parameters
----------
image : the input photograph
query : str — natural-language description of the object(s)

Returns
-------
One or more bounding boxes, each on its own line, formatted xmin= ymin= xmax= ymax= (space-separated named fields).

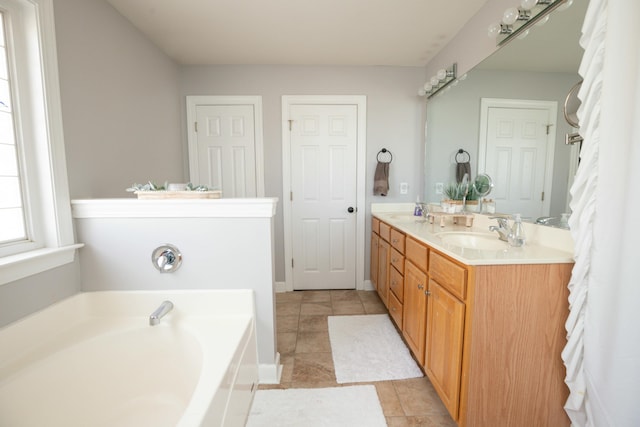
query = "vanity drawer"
xmin=388 ymin=291 xmax=403 ymax=329
xmin=379 ymin=221 xmax=391 ymax=242
xmin=372 ymin=217 xmax=380 ymax=235
xmin=389 ymin=266 xmax=404 ymax=302
xmin=429 ymin=251 xmax=467 ymax=300
xmin=390 ymin=248 xmax=404 ymax=274
xmin=406 ymin=236 xmax=428 ymax=272
xmin=390 ymin=229 xmax=405 ymax=253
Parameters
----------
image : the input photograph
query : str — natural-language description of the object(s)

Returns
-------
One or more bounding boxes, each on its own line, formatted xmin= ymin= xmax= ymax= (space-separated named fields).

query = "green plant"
xmin=126 ymin=181 xmax=210 ymax=192
xmin=443 ymin=182 xmax=478 ymax=201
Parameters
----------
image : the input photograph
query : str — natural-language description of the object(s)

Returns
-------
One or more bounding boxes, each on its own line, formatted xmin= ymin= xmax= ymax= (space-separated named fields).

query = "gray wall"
xmin=54 ymin=0 xmax=184 ymax=198
xmin=425 ymin=69 xmax=578 ymax=217
xmin=179 ymin=65 xmax=427 ymax=282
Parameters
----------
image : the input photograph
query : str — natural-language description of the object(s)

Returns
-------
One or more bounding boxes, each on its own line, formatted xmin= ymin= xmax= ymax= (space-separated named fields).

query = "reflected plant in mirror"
xmin=424 ymin=0 xmax=588 ymax=227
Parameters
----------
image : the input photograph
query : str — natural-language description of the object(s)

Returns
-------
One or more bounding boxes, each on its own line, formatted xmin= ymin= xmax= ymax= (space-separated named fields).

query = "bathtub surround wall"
xmin=71 ymin=198 xmax=281 ymax=383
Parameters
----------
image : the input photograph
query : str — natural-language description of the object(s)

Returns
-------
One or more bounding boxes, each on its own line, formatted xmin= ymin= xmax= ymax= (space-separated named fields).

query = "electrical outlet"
xmin=435 ymin=182 xmax=444 ymax=195
xmin=400 ymin=182 xmax=408 ymax=194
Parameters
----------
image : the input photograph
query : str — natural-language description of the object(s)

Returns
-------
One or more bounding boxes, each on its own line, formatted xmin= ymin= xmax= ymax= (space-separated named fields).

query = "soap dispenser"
xmin=414 ymin=196 xmax=423 ymax=217
xmin=508 ymin=213 xmax=526 ymax=247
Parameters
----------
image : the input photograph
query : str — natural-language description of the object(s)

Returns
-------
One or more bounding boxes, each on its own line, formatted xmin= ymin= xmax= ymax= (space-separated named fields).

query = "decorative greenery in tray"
xmin=126 ymin=181 xmax=210 ymax=192
xmin=443 ymin=182 xmax=479 ymax=201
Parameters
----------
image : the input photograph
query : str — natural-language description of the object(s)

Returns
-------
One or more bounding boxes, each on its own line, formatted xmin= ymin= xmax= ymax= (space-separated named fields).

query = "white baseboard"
xmin=275 ymin=281 xmax=286 ymax=293
xmin=363 ymin=279 xmax=375 ymax=291
xmin=258 ymin=352 xmax=282 ymax=384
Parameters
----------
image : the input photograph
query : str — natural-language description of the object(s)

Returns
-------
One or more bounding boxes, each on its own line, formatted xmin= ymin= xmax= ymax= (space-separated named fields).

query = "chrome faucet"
xmin=149 ymin=300 xmax=174 ymax=326
xmin=489 ymin=217 xmax=510 ymax=241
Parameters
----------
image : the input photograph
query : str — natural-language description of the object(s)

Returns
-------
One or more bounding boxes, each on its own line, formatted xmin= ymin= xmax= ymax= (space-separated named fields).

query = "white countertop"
xmin=372 ymin=206 xmax=574 ymax=266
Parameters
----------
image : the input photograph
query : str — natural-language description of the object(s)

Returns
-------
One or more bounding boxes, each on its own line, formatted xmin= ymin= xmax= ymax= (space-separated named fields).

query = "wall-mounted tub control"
xmin=152 ymin=244 xmax=182 ymax=273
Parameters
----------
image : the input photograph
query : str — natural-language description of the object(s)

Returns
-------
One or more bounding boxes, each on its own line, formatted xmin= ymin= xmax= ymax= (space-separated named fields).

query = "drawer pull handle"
xmin=425 ymin=290 xmax=431 ymax=296
xmin=392 ymin=239 xmax=398 ymax=243
xmin=418 ymin=284 xmax=424 ymax=290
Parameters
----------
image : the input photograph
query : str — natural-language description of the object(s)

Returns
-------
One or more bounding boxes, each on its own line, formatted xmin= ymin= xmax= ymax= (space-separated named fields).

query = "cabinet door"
xmin=425 ymin=279 xmax=465 ymax=421
xmin=370 ymin=233 xmax=379 ymax=290
xmin=377 ymin=239 xmax=390 ymax=308
xmin=402 ymin=260 xmax=427 ymax=361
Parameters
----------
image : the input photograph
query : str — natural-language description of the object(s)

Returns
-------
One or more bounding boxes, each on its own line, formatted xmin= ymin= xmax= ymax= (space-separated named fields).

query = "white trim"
xmin=0 ymin=0 xmax=76 ymax=281
xmin=281 ymin=95 xmax=367 ymax=292
xmin=258 ymin=352 xmax=282 ymax=384
xmin=71 ymin=198 xmax=279 ymax=219
xmin=186 ymin=96 xmax=265 ymax=197
xmin=478 ymin=98 xmax=557 ymax=217
xmin=0 ymin=244 xmax=83 ymax=286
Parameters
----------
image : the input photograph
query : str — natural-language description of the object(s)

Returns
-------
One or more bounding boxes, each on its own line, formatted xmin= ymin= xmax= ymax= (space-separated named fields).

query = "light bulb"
xmin=437 ymin=69 xmax=447 ymax=80
xmin=488 ymin=23 xmax=502 ymax=38
xmin=517 ymin=29 xmax=530 ymax=40
xmin=502 ymin=7 xmax=519 ymax=25
xmin=558 ymin=0 xmax=573 ymax=11
xmin=520 ymin=0 xmax=538 ymax=10
xmin=423 ymin=83 xmax=432 ymax=92
xmin=430 ymin=76 xmax=439 ymax=86
xmin=418 ymin=88 xmax=426 ymax=96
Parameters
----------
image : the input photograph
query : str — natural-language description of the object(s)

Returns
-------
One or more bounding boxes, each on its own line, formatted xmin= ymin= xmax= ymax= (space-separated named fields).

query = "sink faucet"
xmin=149 ymin=300 xmax=174 ymax=326
xmin=489 ymin=217 xmax=510 ymax=241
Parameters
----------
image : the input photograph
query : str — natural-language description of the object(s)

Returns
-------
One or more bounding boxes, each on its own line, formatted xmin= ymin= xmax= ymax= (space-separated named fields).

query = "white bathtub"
xmin=0 ymin=290 xmax=258 ymax=427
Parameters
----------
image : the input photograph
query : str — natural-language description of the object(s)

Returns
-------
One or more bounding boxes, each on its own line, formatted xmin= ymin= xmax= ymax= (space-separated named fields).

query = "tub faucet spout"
xmin=149 ymin=300 xmax=174 ymax=326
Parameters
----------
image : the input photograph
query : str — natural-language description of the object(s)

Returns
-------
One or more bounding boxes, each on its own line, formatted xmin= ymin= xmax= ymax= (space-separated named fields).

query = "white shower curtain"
xmin=563 ymin=0 xmax=640 ymax=425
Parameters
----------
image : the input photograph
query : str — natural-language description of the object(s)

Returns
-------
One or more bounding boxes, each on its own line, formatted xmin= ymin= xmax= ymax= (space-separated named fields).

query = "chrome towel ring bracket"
xmin=152 ymin=244 xmax=182 ymax=273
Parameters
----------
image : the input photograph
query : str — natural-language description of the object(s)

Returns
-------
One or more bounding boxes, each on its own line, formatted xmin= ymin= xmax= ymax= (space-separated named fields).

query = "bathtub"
xmin=0 ymin=290 xmax=258 ymax=427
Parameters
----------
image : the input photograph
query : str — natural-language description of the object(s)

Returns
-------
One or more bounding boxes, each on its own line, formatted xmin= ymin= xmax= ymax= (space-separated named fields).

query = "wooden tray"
xmin=135 ymin=190 xmax=222 ymax=199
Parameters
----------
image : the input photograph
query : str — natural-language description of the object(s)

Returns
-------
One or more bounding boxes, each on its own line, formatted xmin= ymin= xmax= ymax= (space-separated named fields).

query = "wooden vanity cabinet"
xmin=370 ymin=216 xmax=571 ymax=426
xmin=370 ymin=218 xmax=380 ymax=290
xmin=374 ymin=219 xmax=406 ymax=315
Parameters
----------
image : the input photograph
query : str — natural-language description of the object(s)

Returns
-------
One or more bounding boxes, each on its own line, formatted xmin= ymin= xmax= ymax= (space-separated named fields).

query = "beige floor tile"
xmin=276 ymin=291 xmax=304 ymax=303
xmin=301 ymin=291 xmax=332 ymax=302
xmin=330 ymin=289 xmax=361 ymax=302
xmin=300 ymin=301 xmax=333 ymax=315
xmin=276 ymin=314 xmax=299 ymax=333
xmin=291 ymin=352 xmax=336 ymax=384
xmin=375 ymin=381 xmax=405 ymax=417
xmin=357 ymin=290 xmax=383 ymax=303
xmin=332 ymin=301 xmax=366 ymax=315
xmin=295 ymin=330 xmax=331 ymax=353
xmin=363 ymin=300 xmax=388 ymax=314
xmin=277 ymin=332 xmax=297 ymax=356
xmin=298 ymin=315 xmax=329 ymax=332
xmin=394 ymin=377 xmax=448 ymax=416
xmin=276 ymin=301 xmax=302 ymax=316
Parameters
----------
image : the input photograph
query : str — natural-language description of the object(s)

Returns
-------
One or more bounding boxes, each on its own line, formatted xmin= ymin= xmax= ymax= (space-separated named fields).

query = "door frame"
xmin=186 ymin=96 xmax=265 ymax=196
xmin=281 ymin=95 xmax=367 ymax=292
xmin=478 ymin=98 xmax=557 ymax=217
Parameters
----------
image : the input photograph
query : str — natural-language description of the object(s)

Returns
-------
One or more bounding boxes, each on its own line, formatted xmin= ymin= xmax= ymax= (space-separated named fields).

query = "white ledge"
xmin=71 ymin=198 xmax=279 ymax=219
xmin=0 ymin=244 xmax=84 ymax=286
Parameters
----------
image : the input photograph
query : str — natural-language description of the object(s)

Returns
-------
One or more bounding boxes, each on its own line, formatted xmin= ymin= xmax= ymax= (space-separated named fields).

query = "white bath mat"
xmin=328 ymin=314 xmax=423 ymax=383
xmin=246 ymin=385 xmax=386 ymax=427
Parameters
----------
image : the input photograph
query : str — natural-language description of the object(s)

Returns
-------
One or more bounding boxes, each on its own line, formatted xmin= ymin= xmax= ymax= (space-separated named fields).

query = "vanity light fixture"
xmin=488 ymin=0 xmax=570 ymax=46
xmin=418 ymin=63 xmax=457 ymax=99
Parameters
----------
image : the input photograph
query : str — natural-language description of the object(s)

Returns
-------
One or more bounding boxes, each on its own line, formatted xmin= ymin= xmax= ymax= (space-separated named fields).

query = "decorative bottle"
xmin=508 ymin=213 xmax=526 ymax=247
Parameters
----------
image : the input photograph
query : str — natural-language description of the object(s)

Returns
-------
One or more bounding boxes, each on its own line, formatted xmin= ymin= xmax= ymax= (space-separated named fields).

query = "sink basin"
xmin=436 ymin=232 xmax=508 ymax=250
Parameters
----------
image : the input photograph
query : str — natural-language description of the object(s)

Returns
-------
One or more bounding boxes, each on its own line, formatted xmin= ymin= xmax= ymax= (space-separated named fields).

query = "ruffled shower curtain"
xmin=563 ymin=0 xmax=640 ymax=425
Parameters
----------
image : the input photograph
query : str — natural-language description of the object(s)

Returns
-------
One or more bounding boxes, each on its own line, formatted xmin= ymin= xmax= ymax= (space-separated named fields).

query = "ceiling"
xmin=104 ymin=0 xmax=489 ymax=67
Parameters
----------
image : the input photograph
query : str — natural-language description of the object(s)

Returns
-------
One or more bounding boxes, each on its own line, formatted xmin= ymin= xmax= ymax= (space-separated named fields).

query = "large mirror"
xmin=424 ymin=0 xmax=587 ymax=225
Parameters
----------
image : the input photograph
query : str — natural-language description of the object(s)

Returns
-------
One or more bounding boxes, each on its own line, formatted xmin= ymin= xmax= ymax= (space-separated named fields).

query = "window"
xmin=0 ymin=0 xmax=79 ymax=285
xmin=0 ymin=11 xmax=27 ymax=247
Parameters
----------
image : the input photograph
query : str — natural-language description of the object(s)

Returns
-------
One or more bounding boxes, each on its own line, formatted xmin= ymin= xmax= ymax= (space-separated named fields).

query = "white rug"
xmin=246 ymin=385 xmax=386 ymax=427
xmin=328 ymin=314 xmax=423 ymax=383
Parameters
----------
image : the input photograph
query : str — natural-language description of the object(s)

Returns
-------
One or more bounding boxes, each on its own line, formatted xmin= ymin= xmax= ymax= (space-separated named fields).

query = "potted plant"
xmin=443 ymin=182 xmax=479 ymax=212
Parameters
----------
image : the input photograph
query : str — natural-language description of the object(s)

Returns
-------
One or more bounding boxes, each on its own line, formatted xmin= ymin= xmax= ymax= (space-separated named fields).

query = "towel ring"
xmin=377 ymin=148 xmax=393 ymax=163
xmin=455 ymin=149 xmax=470 ymax=163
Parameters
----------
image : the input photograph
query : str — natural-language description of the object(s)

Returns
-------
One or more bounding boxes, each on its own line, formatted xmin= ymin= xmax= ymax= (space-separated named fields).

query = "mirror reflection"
xmin=424 ymin=0 xmax=588 ymax=226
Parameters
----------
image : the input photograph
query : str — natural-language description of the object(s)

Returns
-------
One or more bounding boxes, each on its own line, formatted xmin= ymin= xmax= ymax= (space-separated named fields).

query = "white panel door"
xmin=289 ymin=104 xmax=358 ymax=290
xmin=482 ymin=103 xmax=555 ymax=219
xmin=194 ymin=105 xmax=256 ymax=197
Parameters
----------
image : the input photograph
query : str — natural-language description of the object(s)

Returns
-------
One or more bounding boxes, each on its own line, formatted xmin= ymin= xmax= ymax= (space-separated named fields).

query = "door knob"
xmin=347 ymin=207 xmax=355 ymax=213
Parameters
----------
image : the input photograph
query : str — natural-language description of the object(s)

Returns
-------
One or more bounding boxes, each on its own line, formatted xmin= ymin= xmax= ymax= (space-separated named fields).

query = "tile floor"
xmin=261 ymin=289 xmax=457 ymax=427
